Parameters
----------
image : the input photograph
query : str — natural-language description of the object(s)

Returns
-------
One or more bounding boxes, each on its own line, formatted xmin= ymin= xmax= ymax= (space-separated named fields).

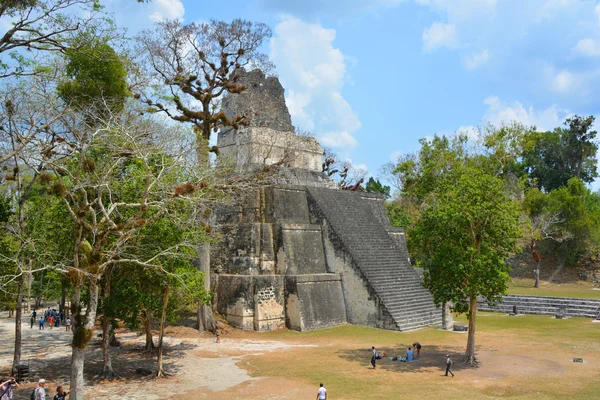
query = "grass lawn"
xmin=508 ymin=278 xmax=600 ymax=300
xmin=240 ymin=313 xmax=600 ymax=400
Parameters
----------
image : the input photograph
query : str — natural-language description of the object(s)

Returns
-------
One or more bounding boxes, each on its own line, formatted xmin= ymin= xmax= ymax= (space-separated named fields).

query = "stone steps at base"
xmin=479 ymin=305 xmax=598 ymax=318
xmin=479 ymin=294 xmax=600 ymax=319
xmin=398 ymin=317 xmax=443 ymax=332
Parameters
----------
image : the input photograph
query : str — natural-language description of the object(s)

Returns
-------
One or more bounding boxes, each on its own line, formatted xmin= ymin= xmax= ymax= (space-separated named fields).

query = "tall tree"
xmin=523 ymin=116 xmax=598 ymax=192
xmin=414 ymin=165 xmax=521 ymax=364
xmin=365 ymin=177 xmax=390 ymax=198
xmin=137 ymin=19 xmax=273 ymax=163
xmin=137 ymin=19 xmax=272 ymax=332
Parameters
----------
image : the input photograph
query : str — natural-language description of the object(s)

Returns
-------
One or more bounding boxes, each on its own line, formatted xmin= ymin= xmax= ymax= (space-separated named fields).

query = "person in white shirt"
xmin=316 ymin=383 xmax=327 ymax=400
xmin=34 ymin=379 xmax=47 ymax=400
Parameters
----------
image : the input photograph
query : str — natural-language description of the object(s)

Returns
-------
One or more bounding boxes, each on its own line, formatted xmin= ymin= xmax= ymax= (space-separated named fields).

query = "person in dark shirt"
xmin=54 ymin=386 xmax=71 ymax=400
xmin=412 ymin=342 xmax=422 ymax=358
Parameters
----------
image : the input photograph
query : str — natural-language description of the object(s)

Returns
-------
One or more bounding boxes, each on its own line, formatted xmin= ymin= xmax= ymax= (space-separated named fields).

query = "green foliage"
xmin=386 ymin=202 xmax=411 ymax=228
xmin=365 ymin=177 xmax=390 ymax=198
xmin=57 ymin=41 xmax=128 ymax=113
xmin=414 ymin=165 xmax=521 ymax=312
xmin=523 ymin=116 xmax=598 ymax=192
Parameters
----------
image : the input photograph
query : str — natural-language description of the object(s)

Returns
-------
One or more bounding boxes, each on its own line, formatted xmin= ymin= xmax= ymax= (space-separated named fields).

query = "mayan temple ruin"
xmin=211 ymin=69 xmax=442 ymax=332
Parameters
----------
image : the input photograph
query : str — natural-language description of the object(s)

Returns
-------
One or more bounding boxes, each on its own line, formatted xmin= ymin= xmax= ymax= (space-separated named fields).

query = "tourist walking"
xmin=65 ymin=318 xmax=71 ymax=331
xmin=412 ymin=342 xmax=422 ymax=358
xmin=53 ymin=385 xmax=71 ymax=400
xmin=33 ymin=379 xmax=46 ymax=400
xmin=39 ymin=317 xmax=44 ymax=330
xmin=215 ymin=327 xmax=221 ymax=343
xmin=444 ymin=354 xmax=454 ymax=377
xmin=316 ymin=383 xmax=327 ymax=400
xmin=371 ymin=346 xmax=377 ymax=369
xmin=30 ymin=315 xmax=35 ymax=329
xmin=48 ymin=315 xmax=54 ymax=330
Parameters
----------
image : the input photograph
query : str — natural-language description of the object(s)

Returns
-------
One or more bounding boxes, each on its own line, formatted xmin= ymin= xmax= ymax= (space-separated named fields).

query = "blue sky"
xmin=106 ymin=0 xmax=600 ymax=188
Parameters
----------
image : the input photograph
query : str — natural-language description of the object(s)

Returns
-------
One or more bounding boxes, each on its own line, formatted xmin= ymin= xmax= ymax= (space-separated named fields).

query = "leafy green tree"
xmin=58 ymin=41 xmax=129 ymax=114
xmin=365 ymin=177 xmax=390 ymax=198
xmin=413 ymin=165 xmax=521 ymax=364
xmin=386 ymin=201 xmax=412 ymax=228
xmin=523 ymin=116 xmax=598 ymax=192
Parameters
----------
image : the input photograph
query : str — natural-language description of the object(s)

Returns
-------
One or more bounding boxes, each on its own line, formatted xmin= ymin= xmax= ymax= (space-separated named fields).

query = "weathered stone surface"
xmin=214 ymin=274 xmax=285 ymax=331
xmin=442 ymin=302 xmax=453 ymax=330
xmin=218 ymin=69 xmax=326 ymax=174
xmin=211 ymin=70 xmax=440 ymax=333
xmin=222 ymin=69 xmax=294 ymax=132
xmin=218 ymin=127 xmax=324 ymax=173
xmin=285 ymin=274 xmax=347 ymax=331
xmin=453 ymin=324 xmax=468 ymax=332
xmin=278 ymin=224 xmax=327 ymax=275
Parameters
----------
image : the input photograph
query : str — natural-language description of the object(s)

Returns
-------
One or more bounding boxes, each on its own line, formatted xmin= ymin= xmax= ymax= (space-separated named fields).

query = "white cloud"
xmin=422 ymin=22 xmax=459 ymax=52
xmin=482 ymin=96 xmax=570 ymax=131
xmin=270 ymin=16 xmax=361 ymax=149
xmin=573 ymin=38 xmax=600 ymax=57
xmin=321 ymin=131 xmax=359 ymax=148
xmin=456 ymin=125 xmax=480 ymax=140
xmin=463 ymin=49 xmax=491 ymax=69
xmin=149 ymin=0 xmax=184 ymax=22
xmin=595 ymin=3 xmax=600 ymax=25
xmin=553 ymin=70 xmax=575 ymax=93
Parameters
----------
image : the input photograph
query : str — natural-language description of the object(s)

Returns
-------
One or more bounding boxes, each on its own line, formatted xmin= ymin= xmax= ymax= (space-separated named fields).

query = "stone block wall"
xmin=285 ymin=274 xmax=347 ymax=331
xmin=218 ymin=127 xmax=323 ymax=173
xmin=215 ymin=274 xmax=286 ymax=331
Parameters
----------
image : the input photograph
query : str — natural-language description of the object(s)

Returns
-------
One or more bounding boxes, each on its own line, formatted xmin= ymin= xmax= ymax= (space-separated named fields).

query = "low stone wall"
xmin=214 ymin=275 xmax=285 ymax=331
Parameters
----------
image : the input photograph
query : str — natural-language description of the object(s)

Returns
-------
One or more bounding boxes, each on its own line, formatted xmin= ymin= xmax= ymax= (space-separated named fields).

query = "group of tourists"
xmin=368 ymin=342 xmax=454 ymax=377
xmin=30 ymin=308 xmax=71 ymax=331
xmin=1 ymin=378 xmax=70 ymax=400
xmin=31 ymin=379 xmax=70 ymax=400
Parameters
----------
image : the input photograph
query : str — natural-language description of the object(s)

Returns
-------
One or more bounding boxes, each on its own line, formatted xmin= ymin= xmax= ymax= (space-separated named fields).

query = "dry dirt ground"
xmin=1 ymin=310 xmax=599 ymax=399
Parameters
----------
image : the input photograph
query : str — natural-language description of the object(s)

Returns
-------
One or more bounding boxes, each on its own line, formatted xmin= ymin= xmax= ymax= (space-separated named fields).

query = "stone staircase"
xmin=307 ymin=188 xmax=442 ymax=331
xmin=478 ymin=294 xmax=600 ymax=318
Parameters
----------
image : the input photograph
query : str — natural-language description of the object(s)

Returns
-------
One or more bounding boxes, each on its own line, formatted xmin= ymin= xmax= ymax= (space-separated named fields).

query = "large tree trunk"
xmin=464 ymin=294 xmax=478 ymax=365
xmin=11 ymin=276 xmax=24 ymax=375
xmin=141 ymin=309 xmax=155 ymax=352
xmin=60 ymin=282 xmax=67 ymax=314
xmin=101 ymin=269 xmax=114 ymax=378
xmin=156 ymin=287 xmax=170 ymax=378
xmin=26 ymin=268 xmax=32 ymax=313
xmin=70 ymin=278 xmax=100 ymax=400
xmin=197 ymin=242 xmax=216 ymax=332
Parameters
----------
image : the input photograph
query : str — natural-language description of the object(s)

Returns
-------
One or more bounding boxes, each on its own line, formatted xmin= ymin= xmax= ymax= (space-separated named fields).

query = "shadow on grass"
xmin=336 ymin=344 xmax=480 ymax=375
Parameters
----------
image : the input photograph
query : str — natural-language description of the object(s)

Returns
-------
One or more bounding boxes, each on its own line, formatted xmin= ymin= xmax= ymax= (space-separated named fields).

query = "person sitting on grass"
xmin=406 ymin=347 xmax=415 ymax=361
xmin=375 ymin=350 xmax=386 ymax=360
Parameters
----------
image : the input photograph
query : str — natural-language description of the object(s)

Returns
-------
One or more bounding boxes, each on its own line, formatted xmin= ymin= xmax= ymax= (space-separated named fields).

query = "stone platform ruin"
xmin=211 ymin=69 xmax=441 ymax=332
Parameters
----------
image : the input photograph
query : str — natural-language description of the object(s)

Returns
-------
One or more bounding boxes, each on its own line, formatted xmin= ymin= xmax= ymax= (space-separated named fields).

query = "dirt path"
xmin=0 ymin=311 xmax=314 ymax=399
